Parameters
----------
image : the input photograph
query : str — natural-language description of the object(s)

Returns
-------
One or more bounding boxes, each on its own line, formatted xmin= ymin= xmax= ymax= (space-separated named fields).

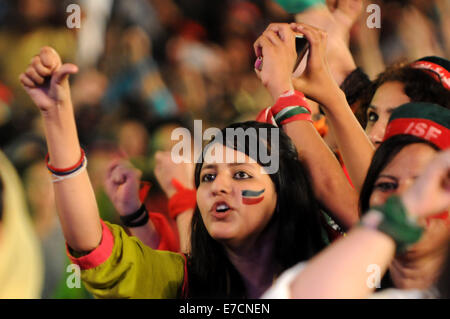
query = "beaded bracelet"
xmin=361 ymin=195 xmax=424 ymax=253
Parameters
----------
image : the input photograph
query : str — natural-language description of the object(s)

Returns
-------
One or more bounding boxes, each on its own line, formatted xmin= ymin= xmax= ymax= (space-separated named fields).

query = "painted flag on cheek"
xmin=242 ymin=189 xmax=265 ymax=205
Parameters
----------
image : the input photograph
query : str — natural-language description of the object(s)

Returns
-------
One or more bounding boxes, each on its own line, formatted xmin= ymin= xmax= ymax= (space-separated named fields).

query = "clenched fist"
xmin=104 ymin=160 xmax=142 ymax=216
xmin=19 ymin=46 xmax=78 ymax=113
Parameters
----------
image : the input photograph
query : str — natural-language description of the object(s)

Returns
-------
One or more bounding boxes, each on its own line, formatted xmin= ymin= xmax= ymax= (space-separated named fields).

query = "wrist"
xmin=120 ymin=199 xmax=142 ymax=216
xmin=269 ymin=83 xmax=294 ymax=101
xmin=319 ymin=85 xmax=346 ymax=111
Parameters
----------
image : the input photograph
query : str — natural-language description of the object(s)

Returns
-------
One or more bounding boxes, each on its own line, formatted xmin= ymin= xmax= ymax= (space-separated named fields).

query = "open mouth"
xmin=215 ymin=202 xmax=230 ymax=213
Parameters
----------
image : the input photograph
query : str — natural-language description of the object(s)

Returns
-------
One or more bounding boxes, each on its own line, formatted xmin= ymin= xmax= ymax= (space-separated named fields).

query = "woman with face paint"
xmin=19 ymin=46 xmax=327 ymax=298
xmin=262 ymin=103 xmax=450 ymax=298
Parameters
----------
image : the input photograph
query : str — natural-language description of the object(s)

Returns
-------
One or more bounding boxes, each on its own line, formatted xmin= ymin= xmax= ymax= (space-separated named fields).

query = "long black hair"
xmin=186 ymin=121 xmax=326 ymax=298
xmin=359 ymin=134 xmax=440 ymax=214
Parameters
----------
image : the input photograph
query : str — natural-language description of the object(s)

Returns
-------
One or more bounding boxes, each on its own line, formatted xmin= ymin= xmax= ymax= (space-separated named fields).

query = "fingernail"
xmin=254 ymin=57 xmax=262 ymax=70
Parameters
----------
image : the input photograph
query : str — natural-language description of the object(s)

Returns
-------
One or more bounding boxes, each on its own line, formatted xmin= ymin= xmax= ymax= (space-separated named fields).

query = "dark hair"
xmin=186 ymin=121 xmax=326 ymax=298
xmin=437 ymin=242 xmax=450 ymax=299
xmin=357 ymin=63 xmax=450 ymax=128
xmin=359 ymin=134 xmax=440 ymax=214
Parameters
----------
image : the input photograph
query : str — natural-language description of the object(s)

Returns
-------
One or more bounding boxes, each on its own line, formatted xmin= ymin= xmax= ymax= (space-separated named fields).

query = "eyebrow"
xmin=200 ymin=162 xmax=254 ymax=171
xmin=376 ymin=174 xmax=398 ymax=182
xmin=368 ymin=105 xmax=397 ymax=114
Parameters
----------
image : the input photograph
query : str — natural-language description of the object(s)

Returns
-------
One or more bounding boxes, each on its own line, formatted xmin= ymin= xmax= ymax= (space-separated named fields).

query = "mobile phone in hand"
xmin=293 ymin=35 xmax=309 ymax=73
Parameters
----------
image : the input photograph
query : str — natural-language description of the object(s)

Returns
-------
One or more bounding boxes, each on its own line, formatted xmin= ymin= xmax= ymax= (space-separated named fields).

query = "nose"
xmin=210 ymin=172 xmax=232 ymax=195
xmin=397 ymin=179 xmax=414 ymax=196
xmin=368 ymin=120 xmax=387 ymax=146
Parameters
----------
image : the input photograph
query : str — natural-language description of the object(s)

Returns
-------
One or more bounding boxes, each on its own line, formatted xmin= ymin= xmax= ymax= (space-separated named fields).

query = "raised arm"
xmin=104 ymin=160 xmax=161 ymax=249
xmin=290 ymin=150 xmax=450 ymax=298
xmin=154 ymin=151 xmax=196 ymax=253
xmin=290 ymin=22 xmax=375 ymax=193
xmin=254 ymin=23 xmax=359 ymax=228
xmin=19 ymin=47 xmax=101 ymax=252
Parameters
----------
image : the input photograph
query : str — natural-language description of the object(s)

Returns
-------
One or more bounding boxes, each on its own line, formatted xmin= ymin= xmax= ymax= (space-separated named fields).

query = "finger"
xmin=19 ymin=73 xmax=36 ymax=88
xmin=31 ymin=55 xmax=53 ymax=78
xmin=106 ymin=159 xmax=121 ymax=179
xmin=294 ymin=23 xmax=327 ymax=59
xmin=39 ymin=46 xmax=62 ymax=71
xmin=112 ymin=168 xmax=126 ymax=185
xmin=267 ymin=23 xmax=295 ymax=42
xmin=53 ymin=63 xmax=79 ymax=85
xmin=253 ymin=36 xmax=264 ymax=57
xmin=262 ymin=30 xmax=283 ymax=46
xmin=25 ymin=66 xmax=45 ymax=85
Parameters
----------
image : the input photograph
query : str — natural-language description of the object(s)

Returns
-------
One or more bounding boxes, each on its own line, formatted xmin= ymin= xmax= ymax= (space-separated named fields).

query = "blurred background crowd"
xmin=0 ymin=0 xmax=448 ymax=298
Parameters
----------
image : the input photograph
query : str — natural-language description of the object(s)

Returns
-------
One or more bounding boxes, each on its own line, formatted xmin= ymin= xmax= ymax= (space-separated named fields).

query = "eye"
xmin=373 ymin=182 xmax=398 ymax=192
xmin=201 ymin=173 xmax=216 ymax=183
xmin=233 ymin=171 xmax=251 ymax=180
xmin=367 ymin=111 xmax=379 ymax=123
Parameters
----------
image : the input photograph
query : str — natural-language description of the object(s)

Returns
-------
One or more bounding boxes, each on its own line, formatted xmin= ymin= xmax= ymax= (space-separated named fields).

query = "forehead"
xmin=370 ymin=81 xmax=411 ymax=112
xmin=379 ymin=143 xmax=437 ymax=179
xmin=202 ymin=144 xmax=256 ymax=167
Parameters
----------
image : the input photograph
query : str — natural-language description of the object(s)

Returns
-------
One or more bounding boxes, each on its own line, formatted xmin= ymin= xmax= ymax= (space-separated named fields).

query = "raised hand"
xmin=19 ymin=46 xmax=78 ymax=113
xmin=154 ymin=151 xmax=195 ymax=198
xmin=253 ymin=23 xmax=297 ymax=100
xmin=402 ymin=150 xmax=450 ymax=219
xmin=289 ymin=23 xmax=340 ymax=107
xmin=104 ymin=160 xmax=142 ymax=216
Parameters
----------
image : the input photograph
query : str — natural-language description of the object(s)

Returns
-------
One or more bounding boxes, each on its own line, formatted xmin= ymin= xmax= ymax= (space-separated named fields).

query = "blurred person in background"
xmin=0 ymin=0 xmax=77 ymax=146
xmin=0 ymin=150 xmax=43 ymax=298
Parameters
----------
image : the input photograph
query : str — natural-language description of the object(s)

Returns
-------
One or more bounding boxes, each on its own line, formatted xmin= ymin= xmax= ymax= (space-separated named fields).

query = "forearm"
xmin=321 ymin=89 xmax=375 ymax=193
xmin=176 ymin=209 xmax=193 ymax=254
xmin=42 ymin=101 xmax=102 ymax=252
xmin=129 ymin=221 xmax=160 ymax=249
xmin=291 ymin=226 xmax=395 ymax=298
xmin=283 ymin=121 xmax=359 ymax=229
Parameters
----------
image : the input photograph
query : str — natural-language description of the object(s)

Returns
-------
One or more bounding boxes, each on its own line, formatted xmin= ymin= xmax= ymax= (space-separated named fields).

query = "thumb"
xmin=52 ymin=63 xmax=79 ymax=85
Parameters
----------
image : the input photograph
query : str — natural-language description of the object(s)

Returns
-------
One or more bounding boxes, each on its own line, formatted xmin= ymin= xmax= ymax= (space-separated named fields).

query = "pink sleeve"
xmin=66 ymin=219 xmax=115 ymax=270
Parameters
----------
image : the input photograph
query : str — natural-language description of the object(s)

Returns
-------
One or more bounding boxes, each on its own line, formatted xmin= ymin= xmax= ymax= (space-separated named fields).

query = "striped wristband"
xmin=255 ymin=90 xmax=312 ymax=126
xmin=272 ymin=90 xmax=312 ymax=126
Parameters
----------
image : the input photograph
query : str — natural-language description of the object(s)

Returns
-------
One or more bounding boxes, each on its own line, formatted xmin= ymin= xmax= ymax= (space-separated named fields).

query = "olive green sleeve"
xmin=67 ymin=221 xmax=186 ymax=299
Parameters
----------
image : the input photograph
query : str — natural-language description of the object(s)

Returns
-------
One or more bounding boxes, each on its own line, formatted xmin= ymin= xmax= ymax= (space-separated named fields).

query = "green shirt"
xmin=70 ymin=221 xmax=186 ymax=299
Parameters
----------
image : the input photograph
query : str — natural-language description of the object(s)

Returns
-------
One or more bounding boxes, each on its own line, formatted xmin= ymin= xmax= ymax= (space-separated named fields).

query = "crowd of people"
xmin=0 ymin=0 xmax=449 ymax=299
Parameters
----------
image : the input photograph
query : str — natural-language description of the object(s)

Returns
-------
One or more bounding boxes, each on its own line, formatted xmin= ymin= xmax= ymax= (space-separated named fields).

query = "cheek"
xmin=369 ymin=191 xmax=390 ymax=208
xmin=241 ymin=188 xmax=266 ymax=206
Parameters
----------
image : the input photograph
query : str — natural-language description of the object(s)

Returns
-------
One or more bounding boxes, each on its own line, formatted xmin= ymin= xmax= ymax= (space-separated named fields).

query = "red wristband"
xmin=168 ymin=178 xmax=197 ymax=219
xmin=255 ymin=90 xmax=312 ymax=126
xmin=46 ymin=148 xmax=85 ymax=173
xmin=272 ymin=90 xmax=312 ymax=125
